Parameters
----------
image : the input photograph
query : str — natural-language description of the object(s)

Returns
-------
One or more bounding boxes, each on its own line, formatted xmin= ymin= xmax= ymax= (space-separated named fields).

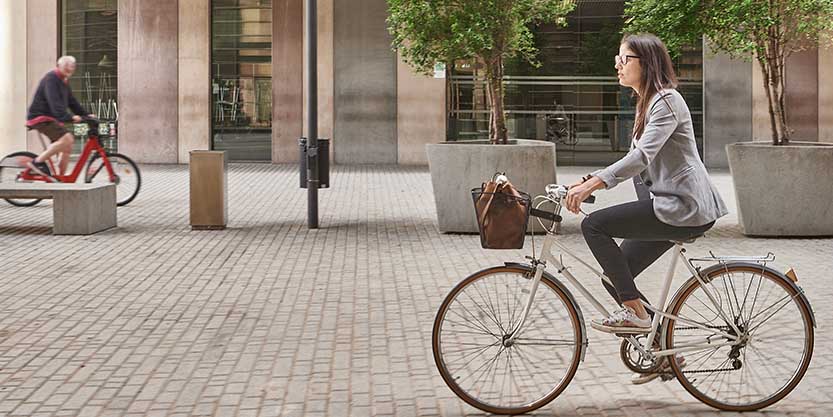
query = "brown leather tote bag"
xmin=472 ymin=176 xmax=531 ymax=249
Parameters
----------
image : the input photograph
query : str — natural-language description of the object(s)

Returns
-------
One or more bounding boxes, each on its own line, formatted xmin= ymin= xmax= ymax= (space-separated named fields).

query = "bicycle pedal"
xmin=659 ymin=373 xmax=675 ymax=381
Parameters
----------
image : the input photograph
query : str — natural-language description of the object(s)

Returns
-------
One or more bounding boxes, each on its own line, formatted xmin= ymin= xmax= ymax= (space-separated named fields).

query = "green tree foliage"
xmin=625 ymin=0 xmax=833 ymax=144
xmin=387 ymin=0 xmax=575 ymax=144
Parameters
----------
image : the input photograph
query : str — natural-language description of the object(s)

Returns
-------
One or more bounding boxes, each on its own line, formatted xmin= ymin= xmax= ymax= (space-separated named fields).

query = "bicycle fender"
xmin=668 ymin=262 xmax=816 ymax=329
xmin=504 ymin=262 xmax=589 ymax=362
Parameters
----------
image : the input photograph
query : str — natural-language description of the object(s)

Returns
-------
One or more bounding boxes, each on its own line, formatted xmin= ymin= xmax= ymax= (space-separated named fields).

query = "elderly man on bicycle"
xmin=25 ymin=55 xmax=95 ymax=180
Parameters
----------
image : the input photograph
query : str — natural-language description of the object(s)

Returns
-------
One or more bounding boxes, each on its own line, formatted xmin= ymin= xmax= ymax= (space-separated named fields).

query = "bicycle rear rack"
xmin=688 ymin=251 xmax=775 ymax=264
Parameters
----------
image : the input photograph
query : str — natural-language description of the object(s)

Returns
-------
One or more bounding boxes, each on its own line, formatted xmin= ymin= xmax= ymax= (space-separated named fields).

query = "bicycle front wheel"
xmin=432 ymin=265 xmax=583 ymax=415
xmin=85 ymin=152 xmax=141 ymax=206
xmin=665 ymin=264 xmax=814 ymax=411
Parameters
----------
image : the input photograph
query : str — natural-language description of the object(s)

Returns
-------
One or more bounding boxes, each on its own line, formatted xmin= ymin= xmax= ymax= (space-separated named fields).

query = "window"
xmin=61 ymin=0 xmax=118 ymax=151
xmin=212 ymin=0 xmax=273 ymax=161
xmin=448 ymin=0 xmax=704 ymax=166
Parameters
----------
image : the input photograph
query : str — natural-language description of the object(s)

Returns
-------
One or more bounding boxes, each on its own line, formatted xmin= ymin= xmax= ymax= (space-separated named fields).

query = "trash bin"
xmin=190 ymin=150 xmax=227 ymax=230
xmin=299 ymin=137 xmax=330 ymax=188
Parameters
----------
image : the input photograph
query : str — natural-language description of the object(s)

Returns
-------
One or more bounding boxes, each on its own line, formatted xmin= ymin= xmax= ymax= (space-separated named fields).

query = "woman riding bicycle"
xmin=565 ymin=34 xmax=729 ymax=335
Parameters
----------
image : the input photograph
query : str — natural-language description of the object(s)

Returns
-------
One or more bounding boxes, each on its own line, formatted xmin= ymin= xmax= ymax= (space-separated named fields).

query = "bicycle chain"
xmin=682 ymin=367 xmax=738 ymax=374
xmin=671 ymin=325 xmax=741 ymax=375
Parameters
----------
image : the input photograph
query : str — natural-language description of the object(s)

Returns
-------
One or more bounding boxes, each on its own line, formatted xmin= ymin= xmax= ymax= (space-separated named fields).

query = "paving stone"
xmin=0 ymin=164 xmax=830 ymax=416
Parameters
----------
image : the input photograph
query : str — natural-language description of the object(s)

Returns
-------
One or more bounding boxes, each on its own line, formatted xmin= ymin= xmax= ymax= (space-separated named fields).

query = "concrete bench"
xmin=0 ymin=183 xmax=117 ymax=235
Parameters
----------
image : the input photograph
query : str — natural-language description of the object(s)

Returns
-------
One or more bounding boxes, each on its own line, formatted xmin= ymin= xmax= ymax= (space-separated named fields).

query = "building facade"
xmin=2 ymin=0 xmax=832 ymax=168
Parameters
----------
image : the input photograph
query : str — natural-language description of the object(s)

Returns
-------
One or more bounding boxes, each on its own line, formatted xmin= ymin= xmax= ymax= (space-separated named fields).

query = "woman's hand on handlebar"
xmin=565 ymin=176 xmax=604 ymax=214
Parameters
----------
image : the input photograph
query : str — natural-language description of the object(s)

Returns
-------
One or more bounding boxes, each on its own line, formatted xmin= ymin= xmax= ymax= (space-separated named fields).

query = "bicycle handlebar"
xmin=545 ymin=184 xmax=595 ymax=204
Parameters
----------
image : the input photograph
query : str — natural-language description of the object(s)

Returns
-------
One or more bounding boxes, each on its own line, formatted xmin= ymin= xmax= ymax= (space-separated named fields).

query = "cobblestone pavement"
xmin=0 ymin=164 xmax=830 ymax=417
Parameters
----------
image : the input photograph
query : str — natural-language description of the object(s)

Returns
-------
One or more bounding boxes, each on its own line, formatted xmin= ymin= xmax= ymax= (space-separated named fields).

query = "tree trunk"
xmin=485 ymin=57 xmax=508 ymax=145
xmin=759 ymin=30 xmax=790 ymax=145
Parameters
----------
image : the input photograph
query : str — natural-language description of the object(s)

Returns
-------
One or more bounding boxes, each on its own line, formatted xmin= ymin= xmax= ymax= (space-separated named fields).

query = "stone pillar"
xmin=703 ymin=41 xmax=753 ymax=168
xmin=118 ymin=0 xmax=179 ymax=163
xmin=751 ymin=57 xmax=771 ymax=142
xmin=334 ymin=0 xmax=397 ymax=164
xmin=26 ymin=0 xmax=59 ymax=152
xmin=273 ymin=0 xmax=303 ymax=163
xmin=820 ymin=45 xmax=833 ymax=143
xmin=396 ymin=56 xmax=446 ymax=165
xmin=785 ymin=48 xmax=819 ymax=141
xmin=0 ymin=1 xmax=28 ymax=156
xmin=178 ymin=0 xmax=211 ymax=163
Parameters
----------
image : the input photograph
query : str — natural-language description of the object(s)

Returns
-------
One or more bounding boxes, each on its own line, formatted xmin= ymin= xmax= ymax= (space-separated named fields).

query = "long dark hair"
xmin=622 ymin=33 xmax=678 ymax=140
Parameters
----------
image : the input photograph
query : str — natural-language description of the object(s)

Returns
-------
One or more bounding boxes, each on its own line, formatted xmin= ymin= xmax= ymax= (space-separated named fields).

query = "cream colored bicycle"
xmin=432 ymin=184 xmax=815 ymax=414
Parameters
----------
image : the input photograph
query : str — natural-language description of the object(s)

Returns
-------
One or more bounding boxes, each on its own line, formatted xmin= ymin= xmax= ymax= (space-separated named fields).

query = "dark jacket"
xmin=27 ymin=70 xmax=87 ymax=123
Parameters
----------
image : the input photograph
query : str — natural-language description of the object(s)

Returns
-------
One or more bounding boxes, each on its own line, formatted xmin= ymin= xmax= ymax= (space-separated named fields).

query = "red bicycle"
xmin=0 ymin=118 xmax=141 ymax=207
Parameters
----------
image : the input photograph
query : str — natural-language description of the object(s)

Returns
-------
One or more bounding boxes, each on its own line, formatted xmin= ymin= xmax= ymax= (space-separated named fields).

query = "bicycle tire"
xmin=0 ymin=151 xmax=43 ymax=207
xmin=85 ymin=152 xmax=141 ymax=206
xmin=664 ymin=263 xmax=814 ymax=411
xmin=432 ymin=265 xmax=584 ymax=415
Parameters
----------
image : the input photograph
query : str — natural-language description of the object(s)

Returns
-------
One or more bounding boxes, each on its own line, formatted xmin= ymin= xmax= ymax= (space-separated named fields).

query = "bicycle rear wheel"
xmin=432 ymin=265 xmax=583 ymax=415
xmin=0 ymin=151 xmax=43 ymax=207
xmin=85 ymin=152 xmax=141 ymax=206
xmin=665 ymin=264 xmax=814 ymax=411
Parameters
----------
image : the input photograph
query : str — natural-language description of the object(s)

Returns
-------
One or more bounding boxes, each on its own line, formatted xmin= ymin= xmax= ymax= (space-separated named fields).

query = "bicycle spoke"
xmin=747 ymin=293 xmax=801 ymax=335
xmin=443 ymin=316 xmax=499 ymax=338
xmin=465 ymin=285 xmax=507 ymax=335
xmin=446 ymin=307 xmax=499 ymax=338
xmin=513 ymin=337 xmax=575 ymax=346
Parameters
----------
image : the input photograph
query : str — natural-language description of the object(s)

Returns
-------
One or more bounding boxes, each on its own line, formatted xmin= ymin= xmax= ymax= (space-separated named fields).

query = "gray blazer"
xmin=593 ymin=88 xmax=729 ymax=227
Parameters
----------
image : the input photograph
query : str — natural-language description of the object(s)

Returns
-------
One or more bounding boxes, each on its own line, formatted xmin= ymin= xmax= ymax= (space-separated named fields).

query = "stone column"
xmin=26 ymin=0 xmax=59 ymax=152
xmin=396 ymin=56 xmax=446 ymax=165
xmin=785 ymin=48 xmax=819 ymax=141
xmin=703 ymin=41 xmax=753 ymax=168
xmin=751 ymin=57 xmax=771 ymax=142
xmin=820 ymin=45 xmax=833 ymax=143
xmin=178 ymin=0 xmax=211 ymax=163
xmin=273 ymin=0 xmax=303 ymax=163
xmin=334 ymin=0 xmax=397 ymax=164
xmin=118 ymin=0 xmax=179 ymax=163
xmin=0 ymin=1 xmax=28 ymax=156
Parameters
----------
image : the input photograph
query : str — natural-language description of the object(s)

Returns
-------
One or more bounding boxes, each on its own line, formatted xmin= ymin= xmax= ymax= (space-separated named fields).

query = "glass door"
xmin=212 ymin=0 xmax=273 ymax=161
xmin=61 ymin=0 xmax=118 ymax=152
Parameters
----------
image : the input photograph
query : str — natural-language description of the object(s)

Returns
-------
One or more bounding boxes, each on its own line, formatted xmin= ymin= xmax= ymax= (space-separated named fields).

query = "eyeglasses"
xmin=615 ymin=54 xmax=640 ymax=66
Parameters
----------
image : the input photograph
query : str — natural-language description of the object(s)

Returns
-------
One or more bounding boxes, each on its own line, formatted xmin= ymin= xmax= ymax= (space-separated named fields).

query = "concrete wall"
xmin=334 ymin=0 xmax=397 ymax=164
xmin=703 ymin=44 xmax=753 ymax=168
xmin=25 ymin=0 xmax=59 ymax=152
xmin=118 ymin=0 xmax=179 ymax=163
xmin=178 ymin=0 xmax=211 ymax=163
xmin=396 ymin=57 xmax=446 ymax=165
xmin=273 ymin=0 xmax=303 ymax=163
xmin=0 ymin=1 xmax=28 ymax=156
xmin=818 ymin=45 xmax=833 ymax=143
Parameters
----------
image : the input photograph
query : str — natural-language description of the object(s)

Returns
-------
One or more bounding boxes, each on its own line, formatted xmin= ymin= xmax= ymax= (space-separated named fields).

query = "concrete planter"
xmin=426 ymin=139 xmax=557 ymax=233
xmin=726 ymin=141 xmax=833 ymax=236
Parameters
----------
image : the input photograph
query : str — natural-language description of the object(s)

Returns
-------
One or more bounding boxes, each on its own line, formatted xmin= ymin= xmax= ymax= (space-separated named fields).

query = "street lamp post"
xmin=306 ymin=0 xmax=319 ymax=229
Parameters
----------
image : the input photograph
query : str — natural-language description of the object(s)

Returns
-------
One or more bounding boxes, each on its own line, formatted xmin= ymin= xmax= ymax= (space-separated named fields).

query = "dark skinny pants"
xmin=580 ymin=199 xmax=714 ymax=305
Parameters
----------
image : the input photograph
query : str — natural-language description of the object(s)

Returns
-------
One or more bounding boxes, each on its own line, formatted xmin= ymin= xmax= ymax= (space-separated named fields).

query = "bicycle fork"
xmin=504 ymin=262 xmax=545 ymax=346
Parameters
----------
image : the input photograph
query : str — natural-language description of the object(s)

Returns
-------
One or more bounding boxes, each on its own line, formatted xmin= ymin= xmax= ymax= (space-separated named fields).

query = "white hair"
xmin=57 ymin=56 xmax=76 ymax=67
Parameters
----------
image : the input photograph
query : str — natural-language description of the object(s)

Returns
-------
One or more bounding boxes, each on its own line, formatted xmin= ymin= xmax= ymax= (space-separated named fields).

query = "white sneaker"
xmin=590 ymin=307 xmax=652 ymax=334
xmin=631 ymin=356 xmax=686 ymax=385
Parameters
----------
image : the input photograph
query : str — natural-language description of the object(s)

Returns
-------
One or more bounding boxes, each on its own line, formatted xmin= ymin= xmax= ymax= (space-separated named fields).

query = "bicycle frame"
xmin=506 ymin=231 xmax=747 ymax=361
xmin=22 ymin=133 xmax=115 ymax=184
